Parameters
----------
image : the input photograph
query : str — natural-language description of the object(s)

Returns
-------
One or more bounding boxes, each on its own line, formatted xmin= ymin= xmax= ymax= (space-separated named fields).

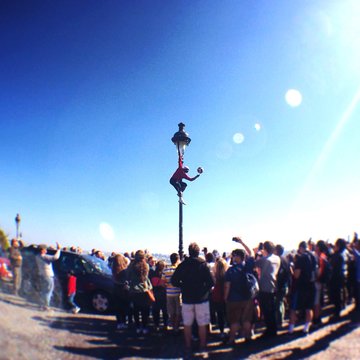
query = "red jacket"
xmin=67 ymin=274 xmax=77 ymax=296
xmin=171 ymin=167 xmax=195 ymax=182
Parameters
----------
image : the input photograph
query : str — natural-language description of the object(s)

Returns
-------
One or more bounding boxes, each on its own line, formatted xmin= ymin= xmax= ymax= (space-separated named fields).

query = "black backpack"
xmin=277 ymin=257 xmax=291 ymax=290
xmin=240 ymin=270 xmax=259 ymax=300
xmin=300 ymin=251 xmax=318 ymax=284
xmin=319 ymin=257 xmax=332 ymax=284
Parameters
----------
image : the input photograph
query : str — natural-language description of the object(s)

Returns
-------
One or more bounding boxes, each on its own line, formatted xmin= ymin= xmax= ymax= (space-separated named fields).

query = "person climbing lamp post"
xmin=15 ymin=213 xmax=21 ymax=240
xmin=170 ymin=123 xmax=203 ymax=260
xmin=171 ymin=123 xmax=191 ymax=260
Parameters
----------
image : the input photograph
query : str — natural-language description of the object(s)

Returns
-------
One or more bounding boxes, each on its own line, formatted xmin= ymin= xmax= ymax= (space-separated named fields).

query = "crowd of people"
xmin=2 ymin=233 xmax=360 ymax=358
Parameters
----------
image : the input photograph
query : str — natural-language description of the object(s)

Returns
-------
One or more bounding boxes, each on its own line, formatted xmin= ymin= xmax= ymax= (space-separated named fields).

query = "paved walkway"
xmin=0 ymin=290 xmax=359 ymax=359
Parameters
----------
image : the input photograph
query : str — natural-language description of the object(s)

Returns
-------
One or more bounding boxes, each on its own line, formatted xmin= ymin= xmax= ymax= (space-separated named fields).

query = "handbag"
xmin=144 ymin=279 xmax=155 ymax=303
xmin=146 ymin=289 xmax=156 ymax=303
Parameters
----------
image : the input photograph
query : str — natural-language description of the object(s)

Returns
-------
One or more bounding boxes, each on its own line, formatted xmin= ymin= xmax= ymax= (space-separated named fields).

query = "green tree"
xmin=0 ymin=228 xmax=10 ymax=252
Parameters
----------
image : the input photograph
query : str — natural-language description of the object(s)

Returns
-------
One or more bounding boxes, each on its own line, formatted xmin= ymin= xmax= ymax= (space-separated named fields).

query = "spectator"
xmin=205 ymin=252 xmax=216 ymax=273
xmin=205 ymin=252 xmax=216 ymax=327
xmin=329 ymin=238 xmax=347 ymax=320
xmin=288 ymin=241 xmax=317 ymax=334
xmin=171 ymin=242 xmax=214 ymax=355
xmin=150 ymin=260 xmax=168 ymax=331
xmin=67 ymin=270 xmax=80 ymax=314
xmin=224 ymin=247 xmax=255 ymax=345
xmin=255 ymin=241 xmax=280 ymax=338
xmin=349 ymin=238 xmax=360 ymax=320
xmin=8 ymin=238 xmax=23 ymax=295
xmin=108 ymin=252 xmax=116 ymax=269
xmin=275 ymin=244 xmax=291 ymax=328
xmin=35 ymin=242 xmax=61 ymax=311
xmin=212 ymin=258 xmax=228 ymax=339
xmin=212 ymin=249 xmax=220 ymax=260
xmin=202 ymin=247 xmax=208 ymax=257
xmin=127 ymin=250 xmax=152 ymax=335
xmin=313 ymin=240 xmax=329 ymax=326
xmin=163 ymin=253 xmax=181 ymax=334
xmin=123 ymin=252 xmax=132 ymax=266
xmin=147 ymin=256 xmax=156 ymax=274
xmin=94 ymin=250 xmax=106 ymax=261
xmin=112 ymin=253 xmax=130 ymax=330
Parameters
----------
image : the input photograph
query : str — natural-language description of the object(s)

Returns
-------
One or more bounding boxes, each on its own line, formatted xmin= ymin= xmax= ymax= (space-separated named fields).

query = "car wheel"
xmin=91 ymin=291 xmax=110 ymax=313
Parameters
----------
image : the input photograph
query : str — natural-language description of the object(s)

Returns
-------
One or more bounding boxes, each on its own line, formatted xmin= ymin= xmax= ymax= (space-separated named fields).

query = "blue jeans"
xmin=42 ymin=276 xmax=54 ymax=307
xmin=68 ymin=293 xmax=79 ymax=310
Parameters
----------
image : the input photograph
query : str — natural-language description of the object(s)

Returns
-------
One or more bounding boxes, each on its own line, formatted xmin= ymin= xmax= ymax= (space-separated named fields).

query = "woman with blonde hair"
xmin=112 ymin=253 xmax=130 ymax=330
xmin=211 ymin=258 xmax=229 ymax=337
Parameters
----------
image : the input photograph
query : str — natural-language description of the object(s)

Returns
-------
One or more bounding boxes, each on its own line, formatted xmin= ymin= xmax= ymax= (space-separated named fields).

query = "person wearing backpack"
xmin=329 ymin=238 xmax=347 ymax=320
xmin=288 ymin=241 xmax=317 ymax=335
xmin=275 ymin=244 xmax=291 ymax=328
xmin=255 ymin=241 xmax=281 ymax=339
xmin=224 ymin=248 xmax=256 ymax=345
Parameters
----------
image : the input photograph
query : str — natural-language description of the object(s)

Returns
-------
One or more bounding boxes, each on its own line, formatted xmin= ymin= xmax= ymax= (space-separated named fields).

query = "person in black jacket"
xmin=329 ymin=238 xmax=347 ymax=320
xmin=171 ymin=242 xmax=214 ymax=354
xmin=275 ymin=244 xmax=291 ymax=328
xmin=288 ymin=241 xmax=317 ymax=334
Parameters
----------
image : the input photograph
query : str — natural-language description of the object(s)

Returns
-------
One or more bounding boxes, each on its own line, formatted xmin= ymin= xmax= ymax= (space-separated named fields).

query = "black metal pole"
xmin=179 ymin=200 xmax=184 ymax=261
xmin=15 ymin=214 xmax=21 ymax=240
xmin=171 ymin=123 xmax=191 ymax=262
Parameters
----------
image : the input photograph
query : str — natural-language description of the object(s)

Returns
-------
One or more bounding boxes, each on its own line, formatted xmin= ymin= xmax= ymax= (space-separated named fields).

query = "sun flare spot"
xmin=99 ymin=222 xmax=115 ymax=241
xmin=254 ymin=123 xmax=261 ymax=131
xmin=285 ymin=89 xmax=303 ymax=107
xmin=233 ymin=132 xmax=245 ymax=144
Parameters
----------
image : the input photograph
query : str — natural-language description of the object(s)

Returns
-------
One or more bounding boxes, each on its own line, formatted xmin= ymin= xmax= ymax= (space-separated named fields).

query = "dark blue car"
xmin=21 ymin=246 xmax=115 ymax=313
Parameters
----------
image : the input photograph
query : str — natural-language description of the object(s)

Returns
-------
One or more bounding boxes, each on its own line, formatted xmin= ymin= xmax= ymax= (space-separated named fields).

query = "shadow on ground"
xmin=34 ymin=309 xmax=359 ymax=359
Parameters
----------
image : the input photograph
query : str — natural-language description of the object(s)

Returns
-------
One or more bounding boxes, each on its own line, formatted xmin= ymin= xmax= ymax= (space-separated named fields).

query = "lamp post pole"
xmin=171 ymin=123 xmax=191 ymax=260
xmin=15 ymin=213 xmax=21 ymax=240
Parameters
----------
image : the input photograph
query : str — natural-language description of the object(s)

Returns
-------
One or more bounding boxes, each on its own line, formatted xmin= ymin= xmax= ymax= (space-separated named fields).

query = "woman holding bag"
xmin=112 ymin=253 xmax=130 ymax=330
xmin=127 ymin=250 xmax=153 ymax=335
xmin=150 ymin=260 xmax=169 ymax=331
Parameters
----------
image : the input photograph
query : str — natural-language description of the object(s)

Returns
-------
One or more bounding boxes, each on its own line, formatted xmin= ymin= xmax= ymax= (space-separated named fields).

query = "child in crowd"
xmin=67 ymin=270 xmax=80 ymax=314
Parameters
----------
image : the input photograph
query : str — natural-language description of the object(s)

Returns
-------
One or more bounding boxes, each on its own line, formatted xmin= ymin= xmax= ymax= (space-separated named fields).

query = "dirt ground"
xmin=0 ymin=290 xmax=359 ymax=360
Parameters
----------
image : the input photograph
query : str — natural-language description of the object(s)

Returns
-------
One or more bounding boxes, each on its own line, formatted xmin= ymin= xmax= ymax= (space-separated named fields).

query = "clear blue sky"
xmin=1 ymin=0 xmax=359 ymax=255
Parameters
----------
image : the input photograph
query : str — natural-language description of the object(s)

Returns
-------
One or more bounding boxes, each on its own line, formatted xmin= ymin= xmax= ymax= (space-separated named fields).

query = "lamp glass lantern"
xmin=171 ymin=123 xmax=191 ymax=160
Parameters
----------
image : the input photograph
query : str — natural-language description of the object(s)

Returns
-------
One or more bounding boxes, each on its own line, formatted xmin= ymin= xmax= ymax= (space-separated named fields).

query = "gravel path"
xmin=0 ymin=291 xmax=359 ymax=359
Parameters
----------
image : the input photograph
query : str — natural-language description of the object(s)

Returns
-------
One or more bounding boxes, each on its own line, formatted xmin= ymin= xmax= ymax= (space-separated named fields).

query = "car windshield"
xmin=82 ymin=255 xmax=112 ymax=275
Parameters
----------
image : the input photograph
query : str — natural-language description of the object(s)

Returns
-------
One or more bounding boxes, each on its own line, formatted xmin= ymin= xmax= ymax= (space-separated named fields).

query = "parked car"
xmin=20 ymin=246 xmax=115 ymax=313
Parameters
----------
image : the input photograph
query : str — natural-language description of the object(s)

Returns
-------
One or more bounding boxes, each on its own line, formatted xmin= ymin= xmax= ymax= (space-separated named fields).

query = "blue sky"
xmin=1 ymin=0 xmax=359 ymax=255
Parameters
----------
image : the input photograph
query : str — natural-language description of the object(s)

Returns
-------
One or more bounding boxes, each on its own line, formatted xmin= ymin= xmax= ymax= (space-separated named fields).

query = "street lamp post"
xmin=15 ymin=213 xmax=21 ymax=240
xmin=171 ymin=123 xmax=191 ymax=260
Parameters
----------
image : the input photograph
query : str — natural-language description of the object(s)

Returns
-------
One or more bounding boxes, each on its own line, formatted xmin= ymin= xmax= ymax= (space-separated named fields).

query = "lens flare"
xmin=285 ymin=89 xmax=303 ymax=107
xmin=254 ymin=123 xmax=261 ymax=131
xmin=233 ymin=132 xmax=245 ymax=144
xmin=99 ymin=222 xmax=115 ymax=241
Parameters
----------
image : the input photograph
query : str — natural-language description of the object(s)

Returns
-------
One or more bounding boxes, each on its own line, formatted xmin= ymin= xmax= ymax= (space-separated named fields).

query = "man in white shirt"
xmin=255 ymin=241 xmax=280 ymax=338
xmin=36 ymin=242 xmax=61 ymax=310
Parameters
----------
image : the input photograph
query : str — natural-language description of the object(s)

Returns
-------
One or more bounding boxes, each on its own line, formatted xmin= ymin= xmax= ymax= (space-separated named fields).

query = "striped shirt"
xmin=164 ymin=265 xmax=181 ymax=296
